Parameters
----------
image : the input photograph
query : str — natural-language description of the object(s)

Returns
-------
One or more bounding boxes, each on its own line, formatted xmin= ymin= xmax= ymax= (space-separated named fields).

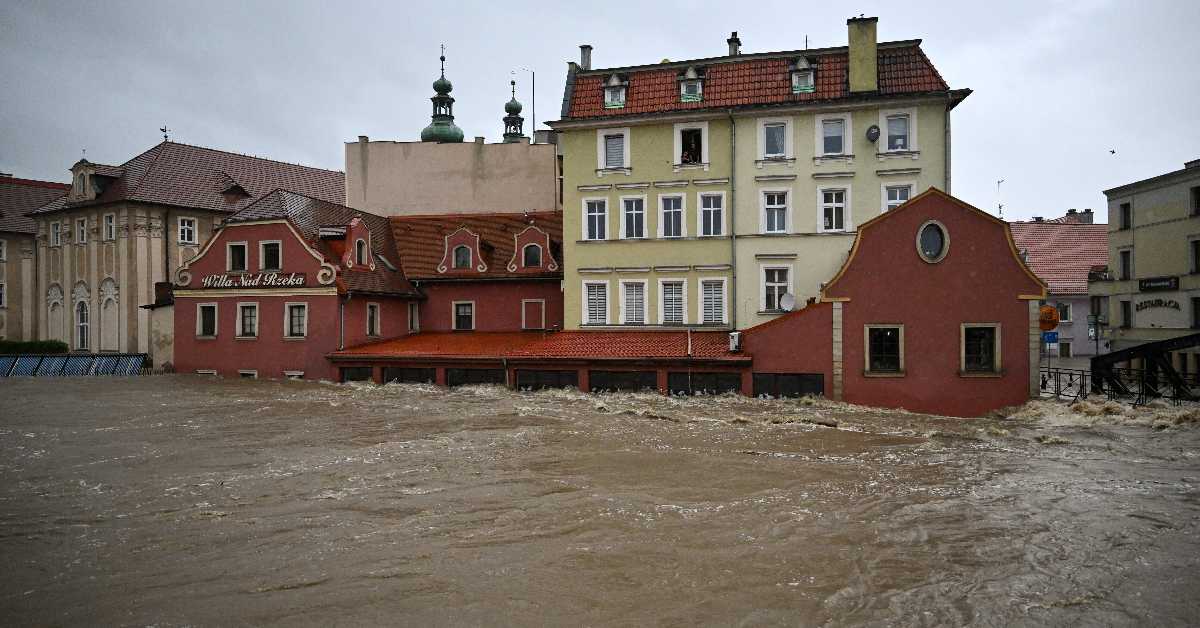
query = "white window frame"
xmin=760 ymin=264 xmax=794 ymax=312
xmin=1056 ymin=302 xmax=1072 ymax=323
xmin=698 ymin=191 xmax=726 ymax=237
xmin=879 ymin=107 xmax=918 ymax=153
xmin=226 ymin=241 xmax=248 ymax=272
xmin=452 ymin=244 xmax=473 ymax=269
xmin=521 ymin=298 xmax=546 ymax=330
xmin=582 ymin=280 xmax=610 ymax=325
xmin=582 ymin=197 xmax=608 ymax=241
xmin=881 ymin=182 xmax=915 ymax=212
xmin=283 ymin=302 xmax=308 ymax=338
xmin=619 ymin=195 xmax=647 ymax=240
xmin=75 ymin=218 xmax=87 ymax=244
xmin=178 ymin=216 xmax=197 ymax=244
xmin=259 ymin=240 xmax=282 ymax=271
xmin=596 ymin=127 xmax=631 ymax=171
xmin=522 ymin=243 xmax=542 ymax=267
xmin=817 ymin=186 xmax=851 ymax=233
xmin=699 ymin=277 xmax=728 ymax=325
xmin=960 ymin=322 xmax=1002 ymax=374
xmin=366 ymin=302 xmax=381 ymax=336
xmin=758 ymin=117 xmax=793 ymax=160
xmin=760 ymin=188 xmax=790 ymax=234
xmin=235 ymin=302 xmax=259 ymax=338
xmin=658 ymin=278 xmax=688 ymax=325
xmin=451 ymin=300 xmax=475 ymax=331
xmin=102 ymin=213 xmax=116 ymax=241
xmin=864 ymin=324 xmax=905 ymax=375
xmin=355 ymin=238 xmax=369 ymax=266
xmin=814 ymin=112 xmax=852 ymax=157
xmin=619 ymin=279 xmax=649 ymax=325
xmin=673 ymin=121 xmax=709 ymax=166
xmin=50 ymin=222 xmax=61 ymax=247
xmin=680 ymin=79 xmax=703 ymax=100
xmin=196 ymin=302 xmax=218 ymax=338
xmin=658 ymin=194 xmax=687 ymax=239
xmin=604 ymin=85 xmax=626 ymax=108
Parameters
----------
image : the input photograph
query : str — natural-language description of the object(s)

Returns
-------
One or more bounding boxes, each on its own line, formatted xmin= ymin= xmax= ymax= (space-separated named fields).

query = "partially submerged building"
xmin=0 ymin=176 xmax=69 ymax=341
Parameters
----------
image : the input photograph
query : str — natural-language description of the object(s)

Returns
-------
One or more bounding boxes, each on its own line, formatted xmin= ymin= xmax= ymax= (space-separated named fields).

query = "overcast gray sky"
xmin=2 ymin=0 xmax=1197 ymax=222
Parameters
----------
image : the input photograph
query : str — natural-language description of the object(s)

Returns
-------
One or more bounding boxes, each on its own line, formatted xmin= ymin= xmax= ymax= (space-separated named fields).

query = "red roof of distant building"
xmin=333 ymin=330 xmax=746 ymax=362
xmin=563 ymin=41 xmax=959 ymax=120
xmin=0 ymin=176 xmax=69 ymax=234
xmin=389 ymin=212 xmax=563 ymax=280
xmin=1009 ymin=221 xmax=1108 ymax=295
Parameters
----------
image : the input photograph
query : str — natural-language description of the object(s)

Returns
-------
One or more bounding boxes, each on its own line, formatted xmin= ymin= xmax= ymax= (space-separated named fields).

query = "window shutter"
xmin=605 ymin=135 xmax=624 ymax=168
xmin=587 ymin=284 xmax=607 ymax=324
xmin=663 ymin=282 xmax=683 ymax=324
xmin=624 ymin=283 xmax=644 ymax=324
xmin=702 ymin=281 xmax=722 ymax=324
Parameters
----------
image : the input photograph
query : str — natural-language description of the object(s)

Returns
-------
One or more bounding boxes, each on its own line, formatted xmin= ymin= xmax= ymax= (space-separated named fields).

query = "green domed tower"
xmin=502 ymin=79 xmax=526 ymax=143
xmin=420 ymin=51 xmax=464 ymax=143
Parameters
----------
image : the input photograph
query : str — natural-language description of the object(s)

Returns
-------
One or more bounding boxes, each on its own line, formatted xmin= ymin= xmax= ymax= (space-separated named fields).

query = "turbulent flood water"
xmin=1 ymin=376 xmax=1198 ymax=627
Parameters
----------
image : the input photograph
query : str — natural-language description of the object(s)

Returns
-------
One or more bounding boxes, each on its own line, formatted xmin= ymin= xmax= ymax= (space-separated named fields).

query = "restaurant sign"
xmin=1139 ymin=276 xmax=1179 ymax=292
xmin=201 ymin=272 xmax=306 ymax=288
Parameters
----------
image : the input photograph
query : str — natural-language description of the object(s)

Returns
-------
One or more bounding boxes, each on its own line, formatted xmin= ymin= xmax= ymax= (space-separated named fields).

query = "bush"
xmin=0 ymin=340 xmax=70 ymax=355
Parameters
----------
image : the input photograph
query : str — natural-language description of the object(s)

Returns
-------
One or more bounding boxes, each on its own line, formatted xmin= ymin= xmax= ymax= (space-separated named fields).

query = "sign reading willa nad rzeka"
xmin=201 ymin=272 xmax=306 ymax=289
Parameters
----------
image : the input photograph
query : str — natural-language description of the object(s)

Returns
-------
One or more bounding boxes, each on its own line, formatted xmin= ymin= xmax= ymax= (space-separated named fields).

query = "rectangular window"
xmin=453 ymin=302 xmax=474 ymax=331
xmin=1120 ymin=300 xmax=1132 ymax=329
xmin=584 ymin=282 xmax=608 ymax=325
xmin=701 ymin=279 xmax=724 ymax=325
xmin=821 ymin=189 xmax=847 ymax=231
xmin=1056 ymin=302 xmax=1072 ymax=323
xmin=237 ymin=303 xmax=258 ymax=338
xmin=1192 ymin=187 xmax=1200 ymax=216
xmin=962 ymin=325 xmax=999 ymax=373
xmin=285 ymin=303 xmax=308 ymax=338
xmin=822 ymin=119 xmax=845 ymax=155
xmin=886 ymin=114 xmax=910 ymax=151
xmin=197 ymin=304 xmax=217 ymax=337
xmin=866 ymin=326 xmax=903 ymax=373
xmin=50 ymin=222 xmax=61 ymax=246
xmin=604 ymin=86 xmax=626 ymax=108
xmin=179 ymin=217 xmax=197 ymax=244
xmin=679 ymin=128 xmax=703 ymax=165
xmin=661 ymin=281 xmax=684 ymax=325
xmin=604 ymin=134 xmax=625 ymax=169
xmin=764 ymin=123 xmax=787 ymax=158
xmin=680 ymin=80 xmax=702 ymax=101
xmin=700 ymin=193 xmax=724 ymax=236
xmin=621 ymin=282 xmax=645 ymax=325
xmin=885 ymin=185 xmax=911 ymax=211
xmin=1193 ymin=297 xmax=1200 ymax=329
xmin=260 ymin=241 xmax=281 ymax=271
xmin=367 ymin=303 xmax=380 ymax=336
xmin=103 ymin=214 xmax=116 ymax=240
xmin=76 ymin=218 xmax=87 ymax=244
xmin=764 ymin=191 xmax=787 ymax=234
xmin=0 ymin=282 xmax=6 ymax=308
xmin=1118 ymin=248 xmax=1132 ymax=280
xmin=408 ymin=302 xmax=419 ymax=332
xmin=660 ymin=196 xmax=684 ymax=238
xmin=585 ymin=199 xmax=607 ymax=241
xmin=622 ymin=197 xmax=645 ymax=239
xmin=228 ymin=242 xmax=247 ymax=272
xmin=0 ymin=240 xmax=5 ymax=261
xmin=1191 ymin=239 xmax=1200 ymax=274
xmin=1059 ymin=341 xmax=1072 ymax=358
xmin=1119 ymin=203 xmax=1132 ymax=230
xmin=764 ymin=268 xmax=789 ymax=311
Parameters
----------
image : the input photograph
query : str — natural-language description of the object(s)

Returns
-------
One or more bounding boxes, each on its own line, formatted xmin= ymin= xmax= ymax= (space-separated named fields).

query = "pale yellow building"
xmin=550 ymin=17 xmax=968 ymax=330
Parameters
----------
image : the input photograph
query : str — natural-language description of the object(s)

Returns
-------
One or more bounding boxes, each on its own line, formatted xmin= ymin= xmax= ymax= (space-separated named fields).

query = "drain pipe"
xmin=727 ymin=109 xmax=738 ymax=330
xmin=338 ymin=295 xmax=348 ymax=350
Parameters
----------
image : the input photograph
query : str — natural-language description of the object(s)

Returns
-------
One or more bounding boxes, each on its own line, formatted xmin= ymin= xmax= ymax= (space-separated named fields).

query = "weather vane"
xmin=440 ymin=44 xmax=446 ymax=75
xmin=160 ymin=126 xmax=171 ymax=141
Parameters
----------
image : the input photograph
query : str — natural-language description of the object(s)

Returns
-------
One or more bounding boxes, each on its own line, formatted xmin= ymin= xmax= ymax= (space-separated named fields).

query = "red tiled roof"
xmin=565 ymin=42 xmax=952 ymax=120
xmin=1009 ymin=222 xmax=1109 ymax=295
xmin=334 ymin=330 xmax=746 ymax=362
xmin=0 ymin=176 xmax=68 ymax=234
xmin=30 ymin=141 xmax=344 ymax=216
xmin=226 ymin=189 xmax=418 ymax=297
xmin=389 ymin=212 xmax=563 ymax=280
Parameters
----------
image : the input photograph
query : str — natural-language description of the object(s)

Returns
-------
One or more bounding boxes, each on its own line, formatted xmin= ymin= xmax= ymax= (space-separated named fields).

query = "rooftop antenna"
xmin=996 ymin=179 xmax=1005 ymax=218
xmin=440 ymin=43 xmax=446 ymax=75
xmin=160 ymin=126 xmax=171 ymax=141
xmin=519 ymin=66 xmax=536 ymax=132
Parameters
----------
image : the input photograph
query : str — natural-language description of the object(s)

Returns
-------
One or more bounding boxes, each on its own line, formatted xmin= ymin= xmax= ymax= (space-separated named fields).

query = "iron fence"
xmin=1040 ymin=366 xmax=1195 ymax=406
xmin=0 ymin=353 xmax=171 ymax=378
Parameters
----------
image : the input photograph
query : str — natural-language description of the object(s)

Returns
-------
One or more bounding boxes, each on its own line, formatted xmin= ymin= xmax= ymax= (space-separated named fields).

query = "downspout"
xmin=944 ymin=95 xmax=952 ymax=194
xmin=727 ymin=109 xmax=738 ymax=330
xmin=339 ymin=294 xmax=349 ymax=350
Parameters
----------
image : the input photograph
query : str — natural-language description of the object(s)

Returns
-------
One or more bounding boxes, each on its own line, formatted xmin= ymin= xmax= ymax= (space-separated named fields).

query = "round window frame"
xmin=915 ymin=219 xmax=949 ymax=264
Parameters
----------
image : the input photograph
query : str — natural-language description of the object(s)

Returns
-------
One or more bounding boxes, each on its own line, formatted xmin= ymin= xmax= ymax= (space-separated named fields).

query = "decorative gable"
xmin=437 ymin=226 xmax=488 ymax=273
xmin=506 ymin=225 xmax=560 ymax=273
xmin=342 ymin=216 xmax=376 ymax=272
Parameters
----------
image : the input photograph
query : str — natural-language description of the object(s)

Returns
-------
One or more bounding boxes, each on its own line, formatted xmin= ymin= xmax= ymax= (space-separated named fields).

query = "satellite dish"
xmin=780 ymin=293 xmax=796 ymax=312
xmin=866 ymin=124 xmax=880 ymax=143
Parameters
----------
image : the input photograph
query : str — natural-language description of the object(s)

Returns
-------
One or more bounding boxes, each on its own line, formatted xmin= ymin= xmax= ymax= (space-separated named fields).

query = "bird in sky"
xmin=1110 ymin=149 xmax=1117 ymax=155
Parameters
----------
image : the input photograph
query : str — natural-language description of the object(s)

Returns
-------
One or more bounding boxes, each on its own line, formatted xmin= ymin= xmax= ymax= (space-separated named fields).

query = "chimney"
xmin=357 ymin=135 xmax=368 ymax=144
xmin=847 ymin=16 xmax=879 ymax=93
xmin=1067 ymin=208 xmax=1077 ymax=215
xmin=727 ymin=31 xmax=742 ymax=56
xmin=474 ymin=136 xmax=485 ymax=144
xmin=1081 ymin=209 xmax=1094 ymax=224
xmin=1033 ymin=216 xmax=1044 ymax=222
xmin=579 ymin=45 xmax=592 ymax=71
xmin=1186 ymin=159 xmax=1200 ymax=169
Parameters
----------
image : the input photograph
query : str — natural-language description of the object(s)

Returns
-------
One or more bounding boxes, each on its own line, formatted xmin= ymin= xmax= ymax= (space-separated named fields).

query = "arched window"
xmin=453 ymin=245 xmax=472 ymax=269
xmin=355 ymin=239 xmax=368 ymax=266
xmin=522 ymin=244 xmax=541 ymax=268
xmin=76 ymin=301 xmax=89 ymax=350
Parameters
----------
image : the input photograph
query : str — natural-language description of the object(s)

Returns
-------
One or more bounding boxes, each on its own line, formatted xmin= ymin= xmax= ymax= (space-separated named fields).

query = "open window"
xmin=681 ymin=129 xmax=702 ymax=165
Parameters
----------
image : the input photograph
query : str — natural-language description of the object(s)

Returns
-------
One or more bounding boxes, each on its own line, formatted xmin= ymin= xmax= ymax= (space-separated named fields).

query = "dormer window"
xmin=355 ymin=238 xmax=368 ymax=265
xmin=679 ymin=67 xmax=704 ymax=103
xmin=603 ymin=74 xmax=627 ymax=109
xmin=522 ymin=244 xmax=541 ymax=268
xmin=790 ymin=58 xmax=815 ymax=94
xmin=453 ymin=245 xmax=472 ymax=269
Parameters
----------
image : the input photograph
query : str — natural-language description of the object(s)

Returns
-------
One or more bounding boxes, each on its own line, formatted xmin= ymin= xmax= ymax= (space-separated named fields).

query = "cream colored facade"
xmin=1092 ymin=161 xmax=1200 ymax=366
xmin=0 ymin=233 xmax=36 ymax=340
xmin=345 ymin=136 xmax=560 ymax=216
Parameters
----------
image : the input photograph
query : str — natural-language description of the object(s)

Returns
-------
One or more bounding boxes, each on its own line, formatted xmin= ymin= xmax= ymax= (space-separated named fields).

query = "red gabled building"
xmin=173 ymin=190 xmax=419 ymax=380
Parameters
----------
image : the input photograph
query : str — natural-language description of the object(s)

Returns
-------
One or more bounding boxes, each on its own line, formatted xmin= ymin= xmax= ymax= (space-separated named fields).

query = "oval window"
xmin=917 ymin=221 xmax=948 ymax=263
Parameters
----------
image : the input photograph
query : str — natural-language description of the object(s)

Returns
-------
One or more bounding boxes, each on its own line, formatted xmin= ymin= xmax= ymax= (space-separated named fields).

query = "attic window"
xmin=679 ymin=67 xmax=704 ymax=102
xmin=790 ymin=58 xmax=815 ymax=94
xmin=453 ymin=245 xmax=472 ymax=269
xmin=603 ymin=75 xmax=627 ymax=109
xmin=523 ymin=244 xmax=542 ymax=268
xmin=355 ymin=238 xmax=368 ymax=265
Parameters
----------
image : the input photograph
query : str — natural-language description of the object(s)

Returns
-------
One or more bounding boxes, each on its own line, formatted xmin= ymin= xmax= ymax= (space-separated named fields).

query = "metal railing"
xmin=0 ymin=353 xmax=169 ymax=377
xmin=1040 ymin=366 xmax=1196 ymax=406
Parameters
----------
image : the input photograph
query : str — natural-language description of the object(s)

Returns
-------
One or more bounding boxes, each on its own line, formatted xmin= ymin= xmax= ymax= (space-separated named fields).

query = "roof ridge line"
xmin=159 ymin=140 xmax=344 ymax=174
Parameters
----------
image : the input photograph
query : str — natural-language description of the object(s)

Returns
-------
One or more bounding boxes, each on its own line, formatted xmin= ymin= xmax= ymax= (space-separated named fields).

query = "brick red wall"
xmin=415 ymin=280 xmax=563 ymax=332
xmin=741 ymin=303 xmax=834 ymax=397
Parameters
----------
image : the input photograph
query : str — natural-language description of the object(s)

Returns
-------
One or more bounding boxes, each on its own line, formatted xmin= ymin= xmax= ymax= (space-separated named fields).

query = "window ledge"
xmin=813 ymin=154 xmax=855 ymax=166
xmin=757 ymin=310 xmax=787 ymax=315
xmin=863 ymin=370 xmax=906 ymax=378
xmin=876 ymin=150 xmax=920 ymax=161
xmin=596 ymin=167 xmax=632 ymax=176
xmin=195 ymin=335 xmax=217 ymax=340
xmin=179 ymin=241 xmax=198 ymax=246
xmin=755 ymin=157 xmax=795 ymax=169
xmin=673 ymin=162 xmax=710 ymax=172
xmin=235 ymin=336 xmax=258 ymax=341
xmin=260 ymin=268 xmax=282 ymax=273
xmin=283 ymin=336 xmax=307 ymax=341
xmin=958 ymin=370 xmax=1004 ymax=378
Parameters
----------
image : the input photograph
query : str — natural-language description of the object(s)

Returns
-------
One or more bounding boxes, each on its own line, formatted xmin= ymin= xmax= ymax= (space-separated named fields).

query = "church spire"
xmin=421 ymin=46 xmax=464 ymax=143
xmin=502 ymin=79 xmax=526 ymax=143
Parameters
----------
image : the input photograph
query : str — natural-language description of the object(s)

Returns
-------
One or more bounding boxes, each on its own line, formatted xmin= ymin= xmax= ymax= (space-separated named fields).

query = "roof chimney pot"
xmin=579 ymin=45 xmax=592 ymax=71
xmin=727 ymin=31 xmax=742 ymax=56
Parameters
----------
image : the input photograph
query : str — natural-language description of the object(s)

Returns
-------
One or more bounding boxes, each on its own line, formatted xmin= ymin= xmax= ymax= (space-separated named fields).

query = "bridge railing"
xmin=0 ymin=354 xmax=170 ymax=377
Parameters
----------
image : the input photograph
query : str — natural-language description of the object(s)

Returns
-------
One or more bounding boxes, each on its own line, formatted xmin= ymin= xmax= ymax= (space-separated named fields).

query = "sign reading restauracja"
xmin=200 ymin=272 xmax=307 ymax=288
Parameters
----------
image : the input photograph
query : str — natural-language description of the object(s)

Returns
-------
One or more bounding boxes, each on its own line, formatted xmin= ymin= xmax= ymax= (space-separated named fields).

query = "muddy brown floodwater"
xmin=1 ymin=376 xmax=1198 ymax=626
